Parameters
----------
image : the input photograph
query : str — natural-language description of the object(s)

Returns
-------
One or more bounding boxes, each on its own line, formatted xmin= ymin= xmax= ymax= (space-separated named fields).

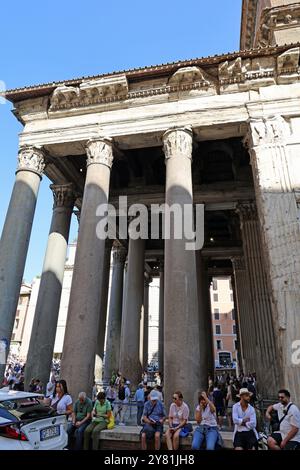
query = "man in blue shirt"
xmin=141 ymin=390 xmax=166 ymax=450
xmin=134 ymin=383 xmax=145 ymax=425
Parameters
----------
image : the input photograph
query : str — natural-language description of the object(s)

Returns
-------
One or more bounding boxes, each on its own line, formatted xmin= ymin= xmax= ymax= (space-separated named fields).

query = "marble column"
xmin=119 ymin=237 xmax=145 ymax=388
xmin=231 ymin=256 xmax=254 ymax=375
xmin=122 ymin=261 xmax=128 ymax=326
xmin=94 ymin=239 xmax=113 ymax=383
xmin=163 ymin=127 xmax=201 ymax=410
xmin=142 ymin=276 xmax=151 ymax=371
xmin=196 ymin=252 xmax=214 ymax=380
xmin=230 ymin=273 xmax=242 ymax=375
xmin=60 ymin=138 xmax=114 ymax=399
xmin=104 ymin=244 xmax=127 ymax=382
xmin=25 ymin=183 xmax=76 ymax=390
xmin=247 ymin=115 xmax=300 ymax=399
xmin=0 ymin=146 xmax=45 ymax=380
xmin=237 ymin=202 xmax=280 ymax=397
xmin=158 ymin=263 xmax=164 ymax=375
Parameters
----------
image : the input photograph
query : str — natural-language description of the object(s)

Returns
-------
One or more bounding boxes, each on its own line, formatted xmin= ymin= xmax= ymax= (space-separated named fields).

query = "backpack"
xmin=118 ymin=386 xmax=125 ymax=401
xmin=105 ymin=401 xmax=114 ymax=429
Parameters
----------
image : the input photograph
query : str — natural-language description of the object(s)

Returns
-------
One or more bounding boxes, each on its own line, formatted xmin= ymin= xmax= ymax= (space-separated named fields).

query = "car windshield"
xmin=0 ymin=397 xmax=45 ymax=420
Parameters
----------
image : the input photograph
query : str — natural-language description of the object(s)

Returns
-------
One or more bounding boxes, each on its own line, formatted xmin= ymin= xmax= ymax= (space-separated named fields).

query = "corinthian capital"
xmin=162 ymin=126 xmax=193 ymax=160
xmin=86 ymin=137 xmax=114 ymax=168
xmin=17 ymin=145 xmax=46 ymax=177
xmin=50 ymin=183 xmax=76 ymax=209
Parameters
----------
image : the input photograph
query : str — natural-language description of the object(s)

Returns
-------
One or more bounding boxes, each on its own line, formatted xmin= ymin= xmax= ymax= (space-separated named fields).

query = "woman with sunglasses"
xmin=165 ymin=391 xmax=189 ymax=450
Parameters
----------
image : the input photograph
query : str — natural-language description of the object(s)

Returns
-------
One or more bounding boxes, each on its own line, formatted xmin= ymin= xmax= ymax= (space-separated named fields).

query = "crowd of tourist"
xmin=1 ymin=361 xmax=300 ymax=451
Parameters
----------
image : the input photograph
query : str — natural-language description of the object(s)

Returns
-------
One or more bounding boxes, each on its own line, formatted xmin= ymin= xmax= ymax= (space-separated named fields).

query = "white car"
xmin=0 ymin=388 xmax=68 ymax=450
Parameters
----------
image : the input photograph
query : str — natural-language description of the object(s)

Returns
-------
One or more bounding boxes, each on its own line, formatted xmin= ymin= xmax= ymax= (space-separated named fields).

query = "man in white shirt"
xmin=266 ymin=389 xmax=300 ymax=450
xmin=45 ymin=373 xmax=56 ymax=398
xmin=232 ymin=388 xmax=258 ymax=450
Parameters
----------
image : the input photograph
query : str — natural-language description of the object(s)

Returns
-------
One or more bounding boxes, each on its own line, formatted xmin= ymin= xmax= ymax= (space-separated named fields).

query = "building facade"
xmin=0 ymin=0 xmax=300 ymax=407
xmin=10 ymin=283 xmax=31 ymax=357
xmin=210 ymin=278 xmax=237 ymax=369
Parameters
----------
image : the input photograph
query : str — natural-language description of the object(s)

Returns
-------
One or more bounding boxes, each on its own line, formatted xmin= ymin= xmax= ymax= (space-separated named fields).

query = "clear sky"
xmin=0 ymin=0 xmax=242 ymax=282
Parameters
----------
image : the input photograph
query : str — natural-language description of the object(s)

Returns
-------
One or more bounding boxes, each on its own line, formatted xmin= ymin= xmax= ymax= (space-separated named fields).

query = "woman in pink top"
xmin=165 ymin=391 xmax=190 ymax=450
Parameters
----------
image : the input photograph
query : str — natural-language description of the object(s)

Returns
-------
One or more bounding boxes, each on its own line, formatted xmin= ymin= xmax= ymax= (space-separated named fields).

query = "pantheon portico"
xmin=0 ymin=0 xmax=300 ymax=408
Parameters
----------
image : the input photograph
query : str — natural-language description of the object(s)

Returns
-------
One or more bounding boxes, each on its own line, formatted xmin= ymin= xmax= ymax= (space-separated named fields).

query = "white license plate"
xmin=40 ymin=425 xmax=60 ymax=441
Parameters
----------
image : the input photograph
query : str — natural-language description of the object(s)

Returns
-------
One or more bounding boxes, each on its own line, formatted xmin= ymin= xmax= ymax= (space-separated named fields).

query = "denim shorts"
xmin=141 ymin=422 xmax=164 ymax=439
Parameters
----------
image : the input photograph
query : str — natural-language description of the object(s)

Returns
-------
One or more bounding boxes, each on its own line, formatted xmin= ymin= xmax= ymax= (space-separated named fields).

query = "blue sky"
xmin=0 ymin=0 xmax=242 ymax=282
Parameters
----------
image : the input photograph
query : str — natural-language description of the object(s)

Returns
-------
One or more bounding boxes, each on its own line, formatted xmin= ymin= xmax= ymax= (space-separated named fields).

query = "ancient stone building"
xmin=0 ymin=0 xmax=299 ymax=407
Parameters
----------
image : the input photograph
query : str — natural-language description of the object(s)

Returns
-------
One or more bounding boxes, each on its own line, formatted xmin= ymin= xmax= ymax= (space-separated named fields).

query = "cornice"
xmin=48 ymin=46 xmax=299 ymax=112
xmin=3 ymin=43 xmax=299 ymax=104
xmin=1 ymin=44 xmax=299 ymax=126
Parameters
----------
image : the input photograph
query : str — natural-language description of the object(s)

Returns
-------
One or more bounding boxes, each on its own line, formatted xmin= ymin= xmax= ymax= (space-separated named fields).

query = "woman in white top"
xmin=50 ymin=379 xmax=73 ymax=417
xmin=191 ymin=391 xmax=220 ymax=450
xmin=165 ymin=391 xmax=189 ymax=450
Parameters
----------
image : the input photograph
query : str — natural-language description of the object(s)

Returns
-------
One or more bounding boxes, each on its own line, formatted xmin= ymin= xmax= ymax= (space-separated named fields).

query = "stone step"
xmin=98 ymin=425 xmax=233 ymax=450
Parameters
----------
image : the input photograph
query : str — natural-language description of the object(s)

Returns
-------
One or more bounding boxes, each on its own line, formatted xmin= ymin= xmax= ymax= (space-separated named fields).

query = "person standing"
xmin=226 ymin=380 xmax=237 ymax=428
xmin=105 ymin=382 xmax=117 ymax=410
xmin=46 ymin=373 xmax=56 ymax=398
xmin=232 ymin=388 xmax=258 ymax=450
xmin=134 ymin=383 xmax=145 ymax=425
xmin=212 ymin=382 xmax=226 ymax=430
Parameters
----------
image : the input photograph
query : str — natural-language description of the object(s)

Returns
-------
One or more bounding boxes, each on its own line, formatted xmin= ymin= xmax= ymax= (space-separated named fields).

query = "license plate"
xmin=40 ymin=425 xmax=60 ymax=441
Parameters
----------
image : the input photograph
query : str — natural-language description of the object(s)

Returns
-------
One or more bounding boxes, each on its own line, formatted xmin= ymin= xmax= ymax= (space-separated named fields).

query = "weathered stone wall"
xmin=241 ymin=0 xmax=300 ymax=49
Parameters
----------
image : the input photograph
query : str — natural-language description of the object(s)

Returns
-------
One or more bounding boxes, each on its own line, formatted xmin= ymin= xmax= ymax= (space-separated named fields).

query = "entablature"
xmin=4 ymin=44 xmax=299 ymax=126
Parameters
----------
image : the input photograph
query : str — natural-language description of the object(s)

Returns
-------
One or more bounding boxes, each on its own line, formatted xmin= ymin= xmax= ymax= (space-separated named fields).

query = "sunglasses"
xmin=173 ymin=396 xmax=178 ymax=400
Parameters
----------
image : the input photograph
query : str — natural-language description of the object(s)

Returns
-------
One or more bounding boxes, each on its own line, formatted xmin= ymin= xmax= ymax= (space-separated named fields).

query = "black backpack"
xmin=118 ymin=386 xmax=126 ymax=401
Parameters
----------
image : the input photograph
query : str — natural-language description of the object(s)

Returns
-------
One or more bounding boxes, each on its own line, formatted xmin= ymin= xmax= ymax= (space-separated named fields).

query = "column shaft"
xmin=248 ymin=115 xmax=300 ymax=399
xmin=230 ymin=274 xmax=242 ymax=375
xmin=0 ymin=146 xmax=45 ymax=379
xmin=94 ymin=240 xmax=112 ymax=382
xmin=158 ymin=266 xmax=164 ymax=375
xmin=196 ymin=251 xmax=214 ymax=379
xmin=60 ymin=138 xmax=114 ymax=398
xmin=142 ymin=278 xmax=150 ymax=371
xmin=163 ymin=127 xmax=201 ymax=410
xmin=104 ymin=245 xmax=126 ymax=382
xmin=119 ymin=237 xmax=145 ymax=388
xmin=232 ymin=257 xmax=255 ymax=375
xmin=25 ymin=184 xmax=75 ymax=390
xmin=238 ymin=203 xmax=280 ymax=397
